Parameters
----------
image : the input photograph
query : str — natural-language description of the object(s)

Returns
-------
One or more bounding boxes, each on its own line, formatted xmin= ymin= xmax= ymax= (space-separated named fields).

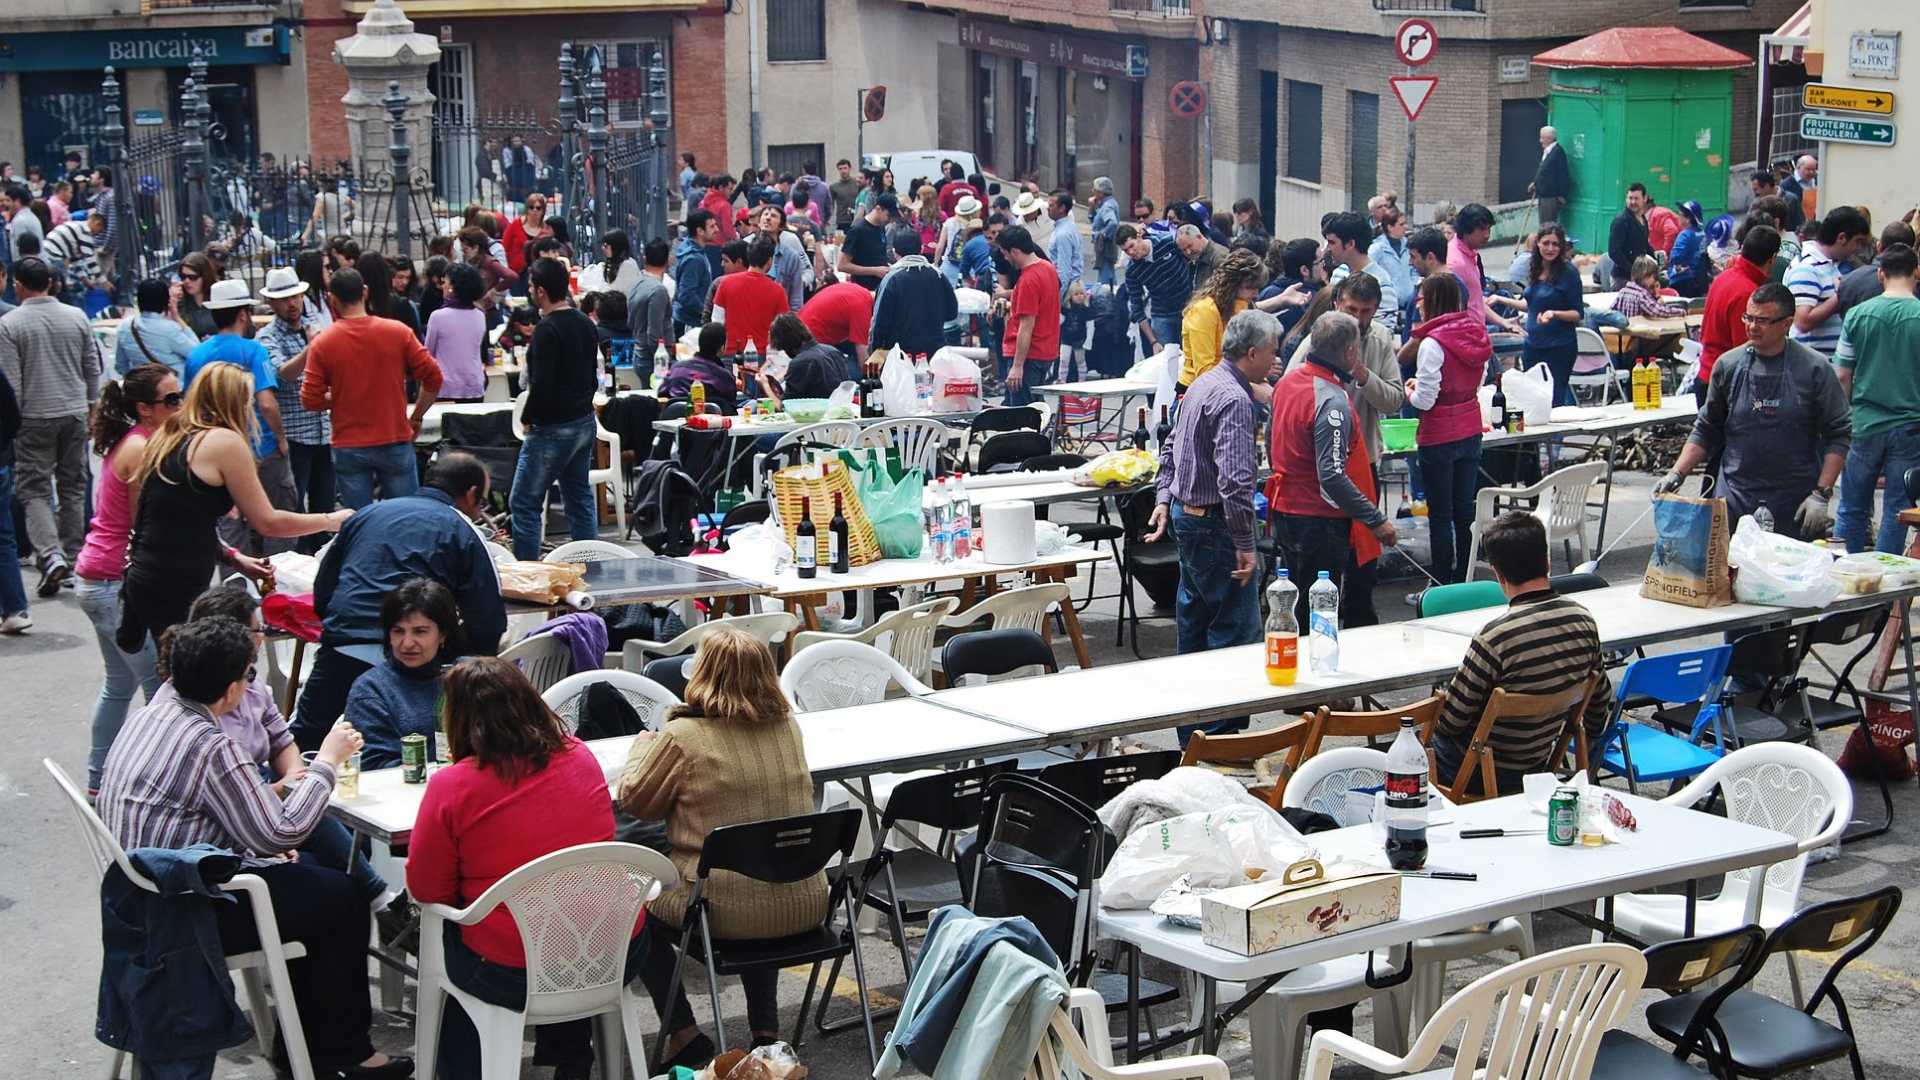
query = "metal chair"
xmin=942 ymin=626 xmax=1060 ymax=685
xmin=1035 ymin=750 xmax=1183 ymax=813
xmin=1116 ymin=490 xmax=1178 ymax=658
xmin=1464 ymin=461 xmax=1609 ymax=577
xmin=46 ymin=759 xmax=317 ymax=1080
xmin=966 ymin=404 xmax=1047 ymax=467
xmin=1652 ymin=625 xmax=1815 ymax=749
xmin=1571 ymin=326 xmax=1628 ymax=405
xmin=541 ymin=669 xmax=682 ymax=734
xmin=1795 ymin=605 xmax=1893 ymax=843
xmin=415 ymin=843 xmax=678 ymax=1080
xmin=1592 ymin=646 xmax=1732 ymax=793
xmin=978 ymin=430 xmax=1056 ymax=474
xmin=500 ymin=631 xmax=574 ymax=694
xmin=1591 ymin=925 xmax=1768 ymax=1080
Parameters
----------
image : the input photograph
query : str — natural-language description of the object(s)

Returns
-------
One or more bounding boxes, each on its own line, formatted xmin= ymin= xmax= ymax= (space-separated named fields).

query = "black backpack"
xmin=627 ymin=459 xmax=702 ymax=556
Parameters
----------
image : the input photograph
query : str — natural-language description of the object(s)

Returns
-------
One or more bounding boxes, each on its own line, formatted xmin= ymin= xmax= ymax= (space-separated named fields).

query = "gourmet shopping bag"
xmin=1640 ymin=492 xmax=1732 ymax=608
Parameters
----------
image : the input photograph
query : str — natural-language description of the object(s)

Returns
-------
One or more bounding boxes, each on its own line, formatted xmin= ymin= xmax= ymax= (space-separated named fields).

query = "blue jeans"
xmin=1839 ymin=425 xmax=1920 ymax=554
xmin=1170 ymin=502 xmax=1260 ymax=742
xmin=1098 ymin=262 xmax=1116 ymax=288
xmin=998 ymin=354 xmax=1055 ymax=407
xmin=1418 ymin=435 xmax=1482 ymax=583
xmin=298 ymin=816 xmax=388 ymax=906
xmin=1149 ymin=314 xmax=1182 ymax=364
xmin=332 ymin=442 xmax=419 ymax=509
xmin=76 ymin=575 xmax=162 ymax=789
xmin=0 ymin=465 xmax=26 ymax=616
xmin=510 ymin=414 xmax=600 ymax=560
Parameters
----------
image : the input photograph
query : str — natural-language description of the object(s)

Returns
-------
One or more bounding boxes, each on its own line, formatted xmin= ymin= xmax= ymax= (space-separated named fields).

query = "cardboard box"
xmin=1200 ymin=858 xmax=1402 ymax=956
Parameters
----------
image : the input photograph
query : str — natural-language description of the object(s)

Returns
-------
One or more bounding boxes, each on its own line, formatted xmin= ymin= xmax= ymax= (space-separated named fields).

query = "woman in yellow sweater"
xmin=1179 ymin=247 xmax=1269 ymax=389
xmin=616 ymin=627 xmax=824 ymax=1070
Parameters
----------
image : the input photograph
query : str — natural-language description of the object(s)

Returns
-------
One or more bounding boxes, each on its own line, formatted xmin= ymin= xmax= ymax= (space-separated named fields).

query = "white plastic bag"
xmin=929 ymin=347 xmax=983 ymax=413
xmin=826 ymin=380 xmax=860 ymax=419
xmin=1150 ymin=344 xmax=1182 ymax=425
xmin=1097 ymin=807 xmax=1313 ymax=910
xmin=954 ymin=286 xmax=992 ymax=316
xmin=1502 ymin=363 xmax=1554 ymax=428
xmin=1728 ymin=516 xmax=1840 ymax=607
xmin=1125 ymin=350 xmax=1167 ymax=386
xmin=266 ymin=551 xmax=320 ymax=595
xmin=879 ymin=346 xmax=922 ymax=417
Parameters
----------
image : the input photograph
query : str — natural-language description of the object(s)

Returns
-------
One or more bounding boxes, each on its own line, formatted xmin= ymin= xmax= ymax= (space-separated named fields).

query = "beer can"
xmin=401 ymin=734 xmax=428 ymax=784
xmin=1548 ymin=785 xmax=1579 ymax=846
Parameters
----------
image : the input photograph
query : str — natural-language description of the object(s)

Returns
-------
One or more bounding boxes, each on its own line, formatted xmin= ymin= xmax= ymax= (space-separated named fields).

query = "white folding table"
xmin=1413 ymin=584 xmax=1790 ymax=649
xmin=1102 ymin=791 xmax=1797 ymax=1058
xmin=1032 ymin=377 xmax=1157 ymax=448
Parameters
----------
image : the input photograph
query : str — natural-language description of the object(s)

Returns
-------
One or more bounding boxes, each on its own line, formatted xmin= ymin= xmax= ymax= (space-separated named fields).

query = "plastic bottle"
xmin=921 ymin=479 xmax=941 ymax=555
xmin=1648 ymin=361 xmax=1663 ymax=409
xmin=950 ymin=475 xmax=974 ymax=560
xmin=1754 ymin=505 xmax=1776 ymax=533
xmin=929 ymin=478 xmax=954 ymax=563
xmin=913 ymin=353 xmax=934 ymax=413
xmin=1383 ymin=717 xmax=1430 ymax=871
xmin=1630 ymin=358 xmax=1648 ymax=410
xmin=690 ymin=378 xmax=707 ymax=414
xmin=1263 ymin=570 xmax=1300 ymax=686
xmin=1308 ymin=571 xmax=1340 ymax=675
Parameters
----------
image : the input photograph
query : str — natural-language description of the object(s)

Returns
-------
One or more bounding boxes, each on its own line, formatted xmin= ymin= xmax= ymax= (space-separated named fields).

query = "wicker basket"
xmin=770 ymin=462 xmax=883 ymax=568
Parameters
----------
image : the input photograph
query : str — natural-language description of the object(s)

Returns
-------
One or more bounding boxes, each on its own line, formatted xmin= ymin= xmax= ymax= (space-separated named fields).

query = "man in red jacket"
xmin=700 ymin=174 xmax=738 ymax=245
xmin=1699 ymin=225 xmax=1781 ymax=402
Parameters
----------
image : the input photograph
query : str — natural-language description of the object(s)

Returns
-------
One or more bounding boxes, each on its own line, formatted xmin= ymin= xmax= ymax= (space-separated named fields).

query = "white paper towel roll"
xmin=982 ymin=500 xmax=1038 ymax=564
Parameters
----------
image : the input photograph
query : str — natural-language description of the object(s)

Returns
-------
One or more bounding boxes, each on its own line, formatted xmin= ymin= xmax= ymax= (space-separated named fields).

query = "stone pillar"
xmin=332 ymin=0 xmax=439 ymax=180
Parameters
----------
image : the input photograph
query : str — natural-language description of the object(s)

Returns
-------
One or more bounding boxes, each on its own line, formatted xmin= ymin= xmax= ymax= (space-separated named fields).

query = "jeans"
xmin=998 ymin=354 xmax=1056 ymax=407
xmin=510 ymin=414 xmax=600 ymax=560
xmin=76 ymin=576 xmax=162 ymax=789
xmin=1419 ymin=435 xmax=1482 ymax=583
xmin=636 ymin=916 xmax=782 ymax=1036
xmin=299 ymin=816 xmax=389 ymax=906
xmin=1839 ymin=425 xmax=1920 ymax=554
xmin=0 ymin=465 xmax=27 ymax=616
xmin=432 ymin=920 xmax=642 ymax=1075
xmin=332 ymin=441 xmax=419 ymax=510
xmin=14 ymin=414 xmax=89 ymax=567
xmin=1097 ymin=262 xmax=1116 ymax=288
xmin=1272 ymin=514 xmax=1350 ymax=627
xmin=288 ymin=441 xmax=336 ymax=554
xmin=290 ymin=646 xmax=376 ymax=751
xmin=1170 ymin=502 xmax=1261 ymax=742
xmin=1526 ymin=343 xmax=1578 ymax=407
xmin=1148 ymin=314 xmax=1181 ymax=358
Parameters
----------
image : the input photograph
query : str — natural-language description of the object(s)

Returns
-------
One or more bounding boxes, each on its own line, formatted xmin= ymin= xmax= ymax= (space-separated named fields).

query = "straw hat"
xmin=952 ymin=195 xmax=984 ymax=226
xmin=202 ymin=278 xmax=255 ymax=310
xmin=1011 ymin=191 xmax=1046 ymax=219
xmin=258 ymin=266 xmax=308 ymax=300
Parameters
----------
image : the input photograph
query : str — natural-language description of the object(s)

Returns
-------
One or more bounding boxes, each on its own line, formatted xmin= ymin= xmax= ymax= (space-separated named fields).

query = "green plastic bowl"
xmin=1382 ymin=418 xmax=1420 ymax=452
xmin=784 ymin=398 xmax=831 ymax=424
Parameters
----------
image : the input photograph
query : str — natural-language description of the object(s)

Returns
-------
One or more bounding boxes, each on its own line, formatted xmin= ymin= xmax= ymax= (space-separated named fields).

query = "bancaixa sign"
xmin=0 ymin=25 xmax=289 ymax=72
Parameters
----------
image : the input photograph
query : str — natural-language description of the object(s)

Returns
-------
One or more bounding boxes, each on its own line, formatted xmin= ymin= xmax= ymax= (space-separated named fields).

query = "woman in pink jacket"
xmin=1403 ymin=273 xmax=1493 ymax=584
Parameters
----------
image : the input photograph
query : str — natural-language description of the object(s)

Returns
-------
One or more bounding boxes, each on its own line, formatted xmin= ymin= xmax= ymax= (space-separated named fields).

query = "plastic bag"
xmin=851 ymin=455 xmax=926 ymax=559
xmin=1839 ymin=700 xmax=1915 ymax=780
xmin=879 ymin=346 xmax=923 ymax=417
xmin=1150 ymin=343 xmax=1182 ymax=424
xmin=1097 ymin=807 xmax=1313 ymax=910
xmin=1728 ymin=516 xmax=1840 ymax=607
xmin=1502 ymin=363 xmax=1554 ymax=428
xmin=1125 ymin=350 xmax=1168 ymax=386
xmin=1072 ymin=448 xmax=1159 ymax=488
xmin=929 ymin=347 xmax=983 ymax=413
xmin=266 ymin=551 xmax=320 ymax=596
xmin=825 ymin=380 xmax=860 ymax=420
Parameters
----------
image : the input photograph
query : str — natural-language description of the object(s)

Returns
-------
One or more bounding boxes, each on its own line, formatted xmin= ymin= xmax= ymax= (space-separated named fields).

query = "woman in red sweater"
xmin=502 ymin=192 xmax=552 ymax=275
xmin=407 ymin=657 xmax=642 ymax=1080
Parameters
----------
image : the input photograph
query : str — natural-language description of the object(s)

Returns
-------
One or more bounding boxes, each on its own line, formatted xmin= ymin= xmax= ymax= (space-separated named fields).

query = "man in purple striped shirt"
xmin=96 ymin=617 xmax=411 ymax=1078
xmin=1148 ymin=308 xmax=1282 ymax=738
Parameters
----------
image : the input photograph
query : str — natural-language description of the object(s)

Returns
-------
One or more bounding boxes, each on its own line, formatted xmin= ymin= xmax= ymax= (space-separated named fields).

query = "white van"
xmin=861 ymin=149 xmax=982 ymax=190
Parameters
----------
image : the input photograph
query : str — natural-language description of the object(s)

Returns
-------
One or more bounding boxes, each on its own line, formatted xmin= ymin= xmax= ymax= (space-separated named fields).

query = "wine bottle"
xmin=830 ymin=493 xmax=850 ymax=574
xmin=796 ymin=496 xmax=818 ymax=578
xmin=1133 ymin=407 xmax=1151 ymax=451
xmin=1155 ymin=404 xmax=1172 ymax=450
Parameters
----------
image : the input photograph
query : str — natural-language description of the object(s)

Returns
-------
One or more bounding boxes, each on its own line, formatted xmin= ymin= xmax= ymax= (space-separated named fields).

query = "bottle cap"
xmin=1317 ymin=570 xmax=1331 ymax=579
xmin=1276 ymin=568 xmax=1289 ymax=579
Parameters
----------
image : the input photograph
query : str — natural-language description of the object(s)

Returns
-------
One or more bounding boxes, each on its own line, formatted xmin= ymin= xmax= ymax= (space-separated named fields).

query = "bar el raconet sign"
xmin=958 ymin=16 xmax=1147 ymax=80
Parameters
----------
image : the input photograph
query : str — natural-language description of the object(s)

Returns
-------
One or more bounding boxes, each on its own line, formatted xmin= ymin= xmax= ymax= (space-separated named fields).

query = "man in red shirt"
xmin=700 ymin=173 xmax=739 ymax=245
xmin=1699 ymin=225 xmax=1781 ymax=402
xmin=997 ymin=225 xmax=1061 ymax=406
xmin=709 ymin=236 xmax=789 ymax=355
xmin=302 ymin=267 xmax=443 ymax=507
xmin=799 ymin=279 xmax=873 ymax=373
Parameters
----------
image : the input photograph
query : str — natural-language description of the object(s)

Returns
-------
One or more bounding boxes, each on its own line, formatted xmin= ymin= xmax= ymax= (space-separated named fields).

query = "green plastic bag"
xmin=850 ymin=452 xmax=925 ymax=559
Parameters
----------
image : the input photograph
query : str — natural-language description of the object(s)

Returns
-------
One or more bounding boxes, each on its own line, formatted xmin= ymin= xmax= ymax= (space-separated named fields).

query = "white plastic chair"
xmin=45 ymin=759 xmax=318 ymax=1080
xmin=545 ymin=539 xmax=636 ymax=563
xmin=943 ymin=582 xmax=1072 ymax=637
xmin=618 ymin=610 xmax=802 ymax=669
xmin=414 ymin=842 xmax=678 ymax=1080
xmin=542 ymin=670 xmax=682 ymax=734
xmin=858 ymin=417 xmax=948 ymax=476
xmin=779 ymin=639 xmax=933 ymax=712
xmin=1276 ymin=748 xmax=1534 ymax=1059
xmin=1599 ymin=742 xmax=1852 ymax=1005
xmin=751 ymin=421 xmax=862 ymax=496
xmin=1302 ymin=943 xmax=1647 ymax=1080
xmin=501 ymin=631 xmax=574 ymax=694
xmin=512 ymin=391 xmax=626 ymax=540
xmin=1027 ymin=987 xmax=1229 ymax=1080
xmin=790 ymin=596 xmax=958 ymax=684
xmin=1570 ymin=327 xmax=1627 ymax=405
xmin=1464 ymin=461 xmax=1608 ymax=578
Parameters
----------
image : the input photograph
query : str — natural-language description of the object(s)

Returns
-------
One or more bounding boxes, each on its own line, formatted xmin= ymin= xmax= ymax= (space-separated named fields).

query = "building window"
xmin=768 ymin=143 xmax=825 ymax=181
xmin=767 ymin=0 xmax=827 ymax=62
xmin=1347 ymin=90 xmax=1379 ymax=211
xmin=1285 ymin=79 xmax=1322 ymax=184
xmin=578 ymin=40 xmax=671 ymax=129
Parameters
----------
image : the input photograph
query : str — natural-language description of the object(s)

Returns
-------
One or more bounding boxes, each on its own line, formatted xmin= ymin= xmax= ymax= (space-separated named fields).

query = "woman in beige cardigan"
xmin=616 ymin=627 xmax=826 ymax=1070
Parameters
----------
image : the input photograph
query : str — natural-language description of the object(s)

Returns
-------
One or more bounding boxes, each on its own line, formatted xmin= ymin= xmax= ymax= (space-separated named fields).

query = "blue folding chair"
xmin=1592 ymin=646 xmax=1732 ymax=793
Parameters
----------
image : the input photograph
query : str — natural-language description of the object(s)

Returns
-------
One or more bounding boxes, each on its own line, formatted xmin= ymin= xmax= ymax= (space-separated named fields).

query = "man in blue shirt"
xmin=672 ymin=209 xmax=721 ymax=338
xmin=1089 ymin=176 xmax=1120 ymax=287
xmin=113 ymin=277 xmax=200 ymax=376
xmin=183 ymin=278 xmax=297 ymax=555
xmin=289 ymin=452 xmax=505 ymax=748
xmin=1046 ymin=191 xmax=1084 ymax=301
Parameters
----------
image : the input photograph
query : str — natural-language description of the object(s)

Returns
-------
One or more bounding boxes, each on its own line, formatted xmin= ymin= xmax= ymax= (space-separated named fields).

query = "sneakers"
xmin=36 ymin=559 xmax=69 ymax=598
xmin=0 ymin=612 xmax=30 ymax=634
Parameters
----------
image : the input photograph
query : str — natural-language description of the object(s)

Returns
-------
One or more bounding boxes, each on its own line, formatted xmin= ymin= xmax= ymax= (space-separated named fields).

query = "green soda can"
xmin=401 ymin=734 xmax=428 ymax=784
xmin=1548 ymin=786 xmax=1580 ymax=846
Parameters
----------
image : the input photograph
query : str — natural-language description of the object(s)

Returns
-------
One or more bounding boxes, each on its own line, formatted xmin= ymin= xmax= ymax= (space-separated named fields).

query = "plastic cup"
xmin=336 ymin=752 xmax=361 ymax=800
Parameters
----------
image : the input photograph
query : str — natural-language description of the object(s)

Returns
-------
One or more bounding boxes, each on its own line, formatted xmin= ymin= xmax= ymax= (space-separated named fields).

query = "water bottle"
xmin=1754 ymin=505 xmax=1776 ymax=533
xmin=1308 ymin=571 xmax=1340 ymax=675
xmin=922 ymin=479 xmax=944 ymax=560
xmin=913 ymin=353 xmax=934 ymax=413
xmin=950 ymin=476 xmax=974 ymax=560
xmin=929 ymin=478 xmax=954 ymax=563
xmin=1264 ymin=570 xmax=1299 ymax=686
xmin=1383 ymin=717 xmax=1430 ymax=871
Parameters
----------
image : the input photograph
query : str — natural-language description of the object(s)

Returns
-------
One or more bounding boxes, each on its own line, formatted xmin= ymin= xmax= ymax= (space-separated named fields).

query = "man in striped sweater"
xmin=1432 ymin=512 xmax=1611 ymax=795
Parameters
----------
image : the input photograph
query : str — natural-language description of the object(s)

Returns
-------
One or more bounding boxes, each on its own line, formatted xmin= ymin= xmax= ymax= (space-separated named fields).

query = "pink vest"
xmin=1413 ymin=310 xmax=1493 ymax=447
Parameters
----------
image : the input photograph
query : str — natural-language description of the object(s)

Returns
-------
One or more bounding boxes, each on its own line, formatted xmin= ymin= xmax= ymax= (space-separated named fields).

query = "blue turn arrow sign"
xmin=1801 ymin=112 xmax=1897 ymax=146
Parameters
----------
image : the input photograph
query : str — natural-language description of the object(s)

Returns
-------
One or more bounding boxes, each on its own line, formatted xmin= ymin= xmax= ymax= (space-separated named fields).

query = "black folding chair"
xmin=1652 ymin=625 xmax=1813 ymax=748
xmin=978 ymin=430 xmax=1054 ymax=474
xmin=642 ymin=655 xmax=693 ymax=696
xmin=942 ymin=627 xmax=1060 ymax=682
xmin=1116 ymin=490 xmax=1178 ymax=658
xmin=1020 ymin=451 xmax=1126 ymax=610
xmin=1797 ymin=605 xmax=1894 ymax=843
xmin=967 ymin=404 xmax=1046 ymax=467
xmin=1646 ymin=887 xmax=1902 ymax=1080
xmin=1035 ymin=750 xmax=1183 ymax=813
xmin=811 ymin=761 xmax=1015 ymax=1035
xmin=652 ymin=808 xmax=877 ymax=1065
xmin=1592 ymin=925 xmax=1767 ymax=1080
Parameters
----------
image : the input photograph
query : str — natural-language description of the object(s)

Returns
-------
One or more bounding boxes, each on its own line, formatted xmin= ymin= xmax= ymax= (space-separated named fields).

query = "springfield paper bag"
xmin=1641 ymin=493 xmax=1732 ymax=608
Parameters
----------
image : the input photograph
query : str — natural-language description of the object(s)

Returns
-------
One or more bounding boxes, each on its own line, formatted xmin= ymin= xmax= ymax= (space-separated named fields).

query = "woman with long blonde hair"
xmin=117 ymin=363 xmax=351 ymax=655
xmin=615 ymin=626 xmax=822 ymax=1069
xmin=1179 ymin=246 xmax=1268 ymax=388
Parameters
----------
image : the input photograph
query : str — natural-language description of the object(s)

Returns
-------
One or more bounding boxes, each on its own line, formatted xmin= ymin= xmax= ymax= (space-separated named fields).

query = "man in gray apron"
xmin=1658 ymin=283 xmax=1851 ymax=541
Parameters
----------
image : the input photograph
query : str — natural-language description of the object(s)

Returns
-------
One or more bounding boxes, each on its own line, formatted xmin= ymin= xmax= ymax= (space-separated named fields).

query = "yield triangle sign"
xmin=1391 ymin=76 xmax=1438 ymax=122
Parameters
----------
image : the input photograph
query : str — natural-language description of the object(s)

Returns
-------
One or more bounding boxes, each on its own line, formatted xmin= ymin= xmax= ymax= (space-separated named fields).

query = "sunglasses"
xmin=179 ymin=271 xmax=200 ymax=282
xmin=1741 ymin=312 xmax=1792 ymax=326
xmin=158 ymin=391 xmax=185 ymax=407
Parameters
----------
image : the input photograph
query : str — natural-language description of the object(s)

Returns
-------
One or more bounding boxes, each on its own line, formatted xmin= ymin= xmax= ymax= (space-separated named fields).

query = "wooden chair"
xmin=1299 ymin=694 xmax=1444 ymax=760
xmin=1178 ymin=720 xmax=1312 ymax=808
xmin=1433 ymin=673 xmax=1603 ymax=803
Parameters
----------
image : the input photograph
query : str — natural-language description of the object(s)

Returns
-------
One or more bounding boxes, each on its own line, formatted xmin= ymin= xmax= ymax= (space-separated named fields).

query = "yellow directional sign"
xmin=1804 ymin=83 xmax=1896 ymax=115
